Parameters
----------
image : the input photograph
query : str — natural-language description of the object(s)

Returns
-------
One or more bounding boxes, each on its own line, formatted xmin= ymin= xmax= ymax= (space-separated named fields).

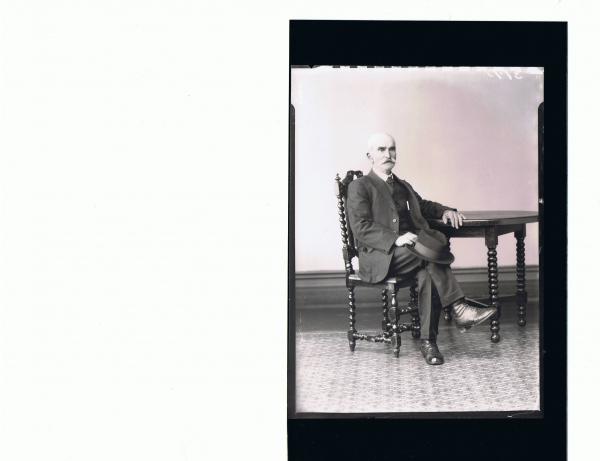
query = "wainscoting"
xmin=295 ymin=265 xmax=539 ymax=310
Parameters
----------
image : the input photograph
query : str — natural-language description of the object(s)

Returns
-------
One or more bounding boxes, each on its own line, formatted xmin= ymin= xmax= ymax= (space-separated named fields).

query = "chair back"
xmin=335 ymin=170 xmax=363 ymax=276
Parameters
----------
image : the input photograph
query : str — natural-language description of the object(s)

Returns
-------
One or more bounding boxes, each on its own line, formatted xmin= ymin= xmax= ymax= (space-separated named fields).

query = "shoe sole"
xmin=455 ymin=309 xmax=497 ymax=333
xmin=421 ymin=352 xmax=445 ymax=365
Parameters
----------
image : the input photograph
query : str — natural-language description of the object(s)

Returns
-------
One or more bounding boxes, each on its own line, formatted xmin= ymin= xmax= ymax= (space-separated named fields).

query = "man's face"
xmin=367 ymin=134 xmax=396 ymax=174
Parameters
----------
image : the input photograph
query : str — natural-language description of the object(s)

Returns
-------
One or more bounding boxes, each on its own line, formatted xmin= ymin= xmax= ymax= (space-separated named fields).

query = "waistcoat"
xmin=386 ymin=179 xmax=416 ymax=234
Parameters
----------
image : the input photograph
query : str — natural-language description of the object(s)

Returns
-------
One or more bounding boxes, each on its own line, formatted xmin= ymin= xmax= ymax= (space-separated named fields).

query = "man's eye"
xmin=378 ymin=147 xmax=385 ymax=151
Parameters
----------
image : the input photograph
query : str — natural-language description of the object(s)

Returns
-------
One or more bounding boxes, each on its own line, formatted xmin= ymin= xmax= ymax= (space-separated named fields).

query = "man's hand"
xmin=442 ymin=210 xmax=466 ymax=229
xmin=395 ymin=231 xmax=418 ymax=247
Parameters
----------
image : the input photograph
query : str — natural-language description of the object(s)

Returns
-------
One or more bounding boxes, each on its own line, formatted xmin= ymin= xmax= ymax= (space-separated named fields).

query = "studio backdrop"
xmin=292 ymin=66 xmax=542 ymax=272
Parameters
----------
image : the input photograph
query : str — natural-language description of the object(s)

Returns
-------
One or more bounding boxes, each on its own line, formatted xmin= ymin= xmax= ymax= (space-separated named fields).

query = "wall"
xmin=292 ymin=67 xmax=543 ymax=271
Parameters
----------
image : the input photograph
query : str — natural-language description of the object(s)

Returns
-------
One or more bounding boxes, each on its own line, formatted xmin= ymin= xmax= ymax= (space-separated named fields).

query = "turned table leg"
xmin=515 ymin=226 xmax=527 ymax=327
xmin=443 ymin=237 xmax=453 ymax=322
xmin=485 ymin=228 xmax=501 ymax=343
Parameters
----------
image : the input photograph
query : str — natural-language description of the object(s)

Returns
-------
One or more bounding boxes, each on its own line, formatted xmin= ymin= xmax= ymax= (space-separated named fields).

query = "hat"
xmin=405 ymin=229 xmax=455 ymax=265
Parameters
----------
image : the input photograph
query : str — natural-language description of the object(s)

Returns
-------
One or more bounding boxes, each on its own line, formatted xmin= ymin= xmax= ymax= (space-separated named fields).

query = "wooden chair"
xmin=335 ymin=170 xmax=421 ymax=358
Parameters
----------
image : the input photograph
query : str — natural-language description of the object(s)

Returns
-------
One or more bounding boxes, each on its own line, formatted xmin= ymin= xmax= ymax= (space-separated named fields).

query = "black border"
xmin=288 ymin=20 xmax=566 ymax=461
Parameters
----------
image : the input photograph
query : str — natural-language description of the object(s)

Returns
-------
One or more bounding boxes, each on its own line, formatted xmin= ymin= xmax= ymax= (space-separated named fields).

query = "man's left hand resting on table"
xmin=442 ymin=210 xmax=466 ymax=229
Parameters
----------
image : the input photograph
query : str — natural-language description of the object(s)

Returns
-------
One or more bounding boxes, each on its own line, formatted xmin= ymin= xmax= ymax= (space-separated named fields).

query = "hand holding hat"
xmin=394 ymin=232 xmax=418 ymax=247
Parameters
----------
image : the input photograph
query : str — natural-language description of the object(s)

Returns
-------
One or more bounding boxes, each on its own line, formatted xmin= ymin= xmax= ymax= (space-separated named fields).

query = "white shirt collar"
xmin=373 ymin=169 xmax=394 ymax=184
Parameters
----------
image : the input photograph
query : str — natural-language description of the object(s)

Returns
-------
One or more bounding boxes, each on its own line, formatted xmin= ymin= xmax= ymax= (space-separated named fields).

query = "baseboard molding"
xmin=295 ymin=266 xmax=539 ymax=309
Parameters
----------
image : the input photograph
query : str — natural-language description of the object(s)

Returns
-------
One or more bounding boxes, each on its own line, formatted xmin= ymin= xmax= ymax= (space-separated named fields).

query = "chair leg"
xmin=391 ymin=332 xmax=401 ymax=357
xmin=409 ymin=279 xmax=421 ymax=338
xmin=390 ymin=286 xmax=401 ymax=357
xmin=443 ymin=305 xmax=453 ymax=322
xmin=381 ymin=289 xmax=390 ymax=335
xmin=347 ymin=286 xmax=356 ymax=351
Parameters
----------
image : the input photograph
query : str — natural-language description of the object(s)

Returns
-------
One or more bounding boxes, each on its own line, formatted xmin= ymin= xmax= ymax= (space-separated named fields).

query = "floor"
xmin=294 ymin=299 xmax=540 ymax=414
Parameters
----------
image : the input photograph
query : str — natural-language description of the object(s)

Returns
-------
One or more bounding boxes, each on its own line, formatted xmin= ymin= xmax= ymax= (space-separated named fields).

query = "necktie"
xmin=386 ymin=175 xmax=394 ymax=186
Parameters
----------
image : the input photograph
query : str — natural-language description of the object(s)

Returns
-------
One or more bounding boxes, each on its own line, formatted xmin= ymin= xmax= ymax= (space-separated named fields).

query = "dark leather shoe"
xmin=420 ymin=340 xmax=444 ymax=365
xmin=452 ymin=301 xmax=497 ymax=332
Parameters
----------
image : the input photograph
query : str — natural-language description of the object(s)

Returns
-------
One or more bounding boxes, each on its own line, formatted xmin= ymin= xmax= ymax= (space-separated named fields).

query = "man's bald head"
xmin=366 ymin=132 xmax=397 ymax=175
xmin=367 ymin=133 xmax=396 ymax=152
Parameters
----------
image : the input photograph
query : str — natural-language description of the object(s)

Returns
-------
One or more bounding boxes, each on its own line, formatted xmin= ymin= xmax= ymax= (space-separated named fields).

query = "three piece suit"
xmin=346 ymin=170 xmax=464 ymax=339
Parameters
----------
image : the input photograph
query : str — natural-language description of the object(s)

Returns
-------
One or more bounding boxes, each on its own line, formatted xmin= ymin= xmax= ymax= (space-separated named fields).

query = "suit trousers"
xmin=388 ymin=246 xmax=464 ymax=340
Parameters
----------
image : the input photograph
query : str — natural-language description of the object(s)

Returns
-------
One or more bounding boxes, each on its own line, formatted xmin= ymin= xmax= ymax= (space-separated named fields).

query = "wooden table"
xmin=428 ymin=210 xmax=539 ymax=343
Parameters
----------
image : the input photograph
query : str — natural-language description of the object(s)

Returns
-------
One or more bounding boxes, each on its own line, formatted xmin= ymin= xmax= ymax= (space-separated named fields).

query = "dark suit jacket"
xmin=346 ymin=170 xmax=453 ymax=283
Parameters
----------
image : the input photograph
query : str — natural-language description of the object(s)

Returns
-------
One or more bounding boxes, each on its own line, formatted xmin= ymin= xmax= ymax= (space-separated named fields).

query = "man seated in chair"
xmin=346 ymin=132 xmax=497 ymax=365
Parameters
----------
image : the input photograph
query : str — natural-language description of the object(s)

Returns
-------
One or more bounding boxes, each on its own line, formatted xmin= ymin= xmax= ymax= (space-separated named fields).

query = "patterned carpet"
xmin=295 ymin=307 xmax=540 ymax=414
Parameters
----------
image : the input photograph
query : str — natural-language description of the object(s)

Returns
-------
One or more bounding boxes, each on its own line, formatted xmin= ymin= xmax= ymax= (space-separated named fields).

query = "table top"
xmin=429 ymin=210 xmax=538 ymax=227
